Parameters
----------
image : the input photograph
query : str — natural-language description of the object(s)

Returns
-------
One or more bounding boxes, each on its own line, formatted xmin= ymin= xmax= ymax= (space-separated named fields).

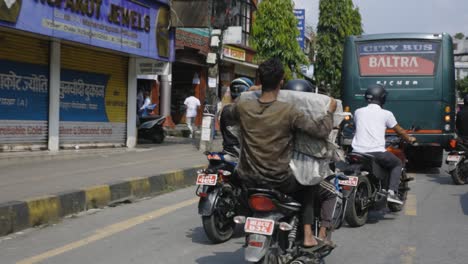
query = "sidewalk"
xmin=0 ymin=137 xmax=222 ymax=236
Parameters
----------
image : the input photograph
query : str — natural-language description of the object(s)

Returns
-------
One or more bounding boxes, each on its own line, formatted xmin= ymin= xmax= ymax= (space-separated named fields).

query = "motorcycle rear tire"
xmin=345 ymin=176 xmax=371 ymax=227
xmin=388 ymin=171 xmax=409 ymax=212
xmin=202 ymin=212 xmax=235 ymax=244
xmin=450 ymin=164 xmax=467 ymax=185
xmin=152 ymin=131 xmax=165 ymax=144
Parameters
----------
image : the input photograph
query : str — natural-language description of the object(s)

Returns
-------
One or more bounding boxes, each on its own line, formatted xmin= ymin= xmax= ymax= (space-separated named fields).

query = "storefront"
xmin=220 ymin=45 xmax=258 ymax=97
xmin=0 ymin=0 xmax=174 ymax=151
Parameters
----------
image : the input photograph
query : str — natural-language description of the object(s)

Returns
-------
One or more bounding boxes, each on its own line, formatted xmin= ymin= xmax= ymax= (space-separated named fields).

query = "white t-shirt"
xmin=184 ymin=96 xmax=201 ymax=118
xmin=352 ymin=104 xmax=398 ymax=153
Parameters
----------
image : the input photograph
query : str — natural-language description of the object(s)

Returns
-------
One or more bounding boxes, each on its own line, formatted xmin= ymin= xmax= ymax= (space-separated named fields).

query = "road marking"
xmin=16 ymin=197 xmax=199 ymax=264
xmin=405 ymin=194 xmax=417 ymax=216
xmin=401 ymin=246 xmax=416 ymax=264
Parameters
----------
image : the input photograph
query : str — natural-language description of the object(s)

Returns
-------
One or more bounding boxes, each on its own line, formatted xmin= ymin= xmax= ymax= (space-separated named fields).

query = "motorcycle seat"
xmin=347 ymin=153 xmax=389 ymax=181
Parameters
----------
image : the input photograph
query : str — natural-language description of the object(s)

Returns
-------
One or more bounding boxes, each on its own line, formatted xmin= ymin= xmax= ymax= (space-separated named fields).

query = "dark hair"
xmin=258 ymin=58 xmax=284 ymax=92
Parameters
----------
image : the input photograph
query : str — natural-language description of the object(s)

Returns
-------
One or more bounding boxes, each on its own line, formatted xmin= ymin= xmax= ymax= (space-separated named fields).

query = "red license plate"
xmin=338 ymin=176 xmax=359 ymax=187
xmin=244 ymin=217 xmax=275 ymax=236
xmin=196 ymin=174 xmax=217 ymax=186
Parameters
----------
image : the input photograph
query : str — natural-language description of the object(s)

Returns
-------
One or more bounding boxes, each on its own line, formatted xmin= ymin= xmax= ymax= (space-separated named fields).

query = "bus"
xmin=341 ymin=33 xmax=456 ymax=168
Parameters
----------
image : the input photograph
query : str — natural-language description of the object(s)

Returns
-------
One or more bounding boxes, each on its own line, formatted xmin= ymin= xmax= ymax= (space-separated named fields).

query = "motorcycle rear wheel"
xmin=202 ymin=213 xmax=235 ymax=244
xmin=345 ymin=176 xmax=371 ymax=227
xmin=450 ymin=163 xmax=467 ymax=185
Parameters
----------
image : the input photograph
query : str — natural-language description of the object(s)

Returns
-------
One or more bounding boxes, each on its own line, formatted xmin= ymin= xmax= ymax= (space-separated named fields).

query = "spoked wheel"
xmin=345 ymin=176 xmax=371 ymax=227
xmin=202 ymin=191 xmax=236 ymax=243
xmin=388 ymin=170 xmax=409 ymax=212
xmin=450 ymin=161 xmax=468 ymax=185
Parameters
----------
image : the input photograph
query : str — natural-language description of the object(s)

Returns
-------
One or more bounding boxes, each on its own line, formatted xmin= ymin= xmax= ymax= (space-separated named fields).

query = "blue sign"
xmin=60 ymin=69 xmax=109 ymax=122
xmin=294 ymin=9 xmax=305 ymax=49
xmin=0 ymin=0 xmax=174 ymax=61
xmin=0 ymin=60 xmax=49 ymax=121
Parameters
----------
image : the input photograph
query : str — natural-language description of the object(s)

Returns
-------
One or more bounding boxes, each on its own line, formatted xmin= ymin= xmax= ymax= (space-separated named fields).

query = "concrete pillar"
xmin=127 ymin=57 xmax=137 ymax=148
xmin=160 ymin=74 xmax=171 ymax=117
xmin=48 ymin=41 xmax=60 ymax=152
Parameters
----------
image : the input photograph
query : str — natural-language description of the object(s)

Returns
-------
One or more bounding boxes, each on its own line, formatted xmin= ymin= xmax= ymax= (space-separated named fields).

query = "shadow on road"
xmin=195 ymin=248 xmax=245 ymax=264
xmin=460 ymin=192 xmax=468 ymax=216
xmin=187 ymin=226 xmax=246 ymax=245
xmin=425 ymin=172 xmax=453 ymax=185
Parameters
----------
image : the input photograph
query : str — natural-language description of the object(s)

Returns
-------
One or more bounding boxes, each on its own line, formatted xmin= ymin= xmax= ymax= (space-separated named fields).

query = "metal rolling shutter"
xmin=59 ymin=44 xmax=128 ymax=147
xmin=0 ymin=31 xmax=49 ymax=150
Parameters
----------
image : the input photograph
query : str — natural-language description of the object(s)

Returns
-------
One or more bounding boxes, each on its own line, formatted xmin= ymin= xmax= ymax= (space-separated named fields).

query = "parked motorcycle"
xmin=446 ymin=138 xmax=468 ymax=185
xmin=138 ymin=115 xmax=166 ymax=144
xmin=344 ymin=137 xmax=412 ymax=227
xmin=196 ymin=152 xmax=249 ymax=243
xmin=236 ymin=174 xmax=356 ymax=264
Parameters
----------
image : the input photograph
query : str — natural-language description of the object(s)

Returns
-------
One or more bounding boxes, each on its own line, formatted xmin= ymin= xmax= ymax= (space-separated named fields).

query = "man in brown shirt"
xmin=233 ymin=58 xmax=337 ymax=247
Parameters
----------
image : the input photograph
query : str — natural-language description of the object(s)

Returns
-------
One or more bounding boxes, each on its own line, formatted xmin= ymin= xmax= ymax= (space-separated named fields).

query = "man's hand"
xmin=407 ymin=136 xmax=417 ymax=144
xmin=328 ymin=98 xmax=337 ymax=113
xmin=249 ymin=85 xmax=262 ymax=91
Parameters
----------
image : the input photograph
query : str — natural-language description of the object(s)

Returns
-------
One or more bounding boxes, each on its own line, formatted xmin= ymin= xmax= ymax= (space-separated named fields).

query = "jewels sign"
xmin=358 ymin=41 xmax=440 ymax=76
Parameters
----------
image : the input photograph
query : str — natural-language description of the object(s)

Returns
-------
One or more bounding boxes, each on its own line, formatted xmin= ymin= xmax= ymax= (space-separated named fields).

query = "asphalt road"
xmin=0 ymin=168 xmax=467 ymax=264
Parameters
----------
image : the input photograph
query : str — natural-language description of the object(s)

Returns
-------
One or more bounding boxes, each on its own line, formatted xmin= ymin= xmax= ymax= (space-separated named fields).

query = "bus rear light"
xmin=445 ymin=124 xmax=451 ymax=131
xmin=344 ymin=106 xmax=351 ymax=112
xmin=444 ymin=115 xmax=451 ymax=122
xmin=445 ymin=106 xmax=451 ymax=113
xmin=345 ymin=115 xmax=351 ymax=121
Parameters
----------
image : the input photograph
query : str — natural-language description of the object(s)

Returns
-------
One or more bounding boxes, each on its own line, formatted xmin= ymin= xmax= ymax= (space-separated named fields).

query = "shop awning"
xmin=222 ymin=57 xmax=259 ymax=69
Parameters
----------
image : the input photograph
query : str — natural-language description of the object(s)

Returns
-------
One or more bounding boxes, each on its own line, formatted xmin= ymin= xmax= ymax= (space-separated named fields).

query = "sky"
xmin=293 ymin=0 xmax=468 ymax=35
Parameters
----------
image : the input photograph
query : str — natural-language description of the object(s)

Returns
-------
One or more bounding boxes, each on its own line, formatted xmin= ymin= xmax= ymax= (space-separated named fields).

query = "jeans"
xmin=368 ymin=151 xmax=402 ymax=192
xmin=186 ymin=117 xmax=195 ymax=137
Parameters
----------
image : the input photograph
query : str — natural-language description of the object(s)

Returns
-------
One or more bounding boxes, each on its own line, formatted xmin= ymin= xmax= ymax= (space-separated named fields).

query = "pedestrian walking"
xmin=184 ymin=93 xmax=201 ymax=138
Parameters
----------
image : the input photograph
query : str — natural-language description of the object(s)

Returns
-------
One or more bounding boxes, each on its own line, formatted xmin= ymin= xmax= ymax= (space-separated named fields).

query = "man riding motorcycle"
xmin=229 ymin=58 xmax=337 ymax=248
xmin=283 ymin=79 xmax=338 ymax=243
xmin=219 ymin=77 xmax=254 ymax=162
xmin=352 ymin=84 xmax=416 ymax=204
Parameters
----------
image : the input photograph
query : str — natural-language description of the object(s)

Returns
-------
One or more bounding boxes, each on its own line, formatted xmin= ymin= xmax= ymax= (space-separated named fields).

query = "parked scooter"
xmin=236 ymin=174 xmax=356 ymax=264
xmin=138 ymin=115 xmax=166 ymax=144
xmin=196 ymin=152 xmax=250 ymax=243
xmin=446 ymin=138 xmax=468 ymax=185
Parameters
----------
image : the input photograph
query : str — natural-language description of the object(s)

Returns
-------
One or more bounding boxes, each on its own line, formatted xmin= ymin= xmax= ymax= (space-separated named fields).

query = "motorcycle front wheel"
xmin=450 ymin=161 xmax=468 ymax=185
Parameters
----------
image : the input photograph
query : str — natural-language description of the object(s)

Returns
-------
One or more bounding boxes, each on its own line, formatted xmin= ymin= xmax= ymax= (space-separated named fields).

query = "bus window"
xmin=357 ymin=41 xmax=441 ymax=76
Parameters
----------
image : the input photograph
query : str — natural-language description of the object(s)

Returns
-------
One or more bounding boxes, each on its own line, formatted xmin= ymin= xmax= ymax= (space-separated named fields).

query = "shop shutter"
xmin=59 ymin=44 xmax=128 ymax=146
xmin=0 ymin=31 xmax=49 ymax=150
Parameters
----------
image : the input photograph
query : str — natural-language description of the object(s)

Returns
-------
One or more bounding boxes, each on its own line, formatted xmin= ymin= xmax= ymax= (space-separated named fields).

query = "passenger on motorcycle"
xmin=456 ymin=94 xmax=468 ymax=141
xmin=283 ymin=79 xmax=338 ymax=242
xmin=351 ymin=84 xmax=416 ymax=204
xmin=230 ymin=58 xmax=337 ymax=248
xmin=219 ymin=77 xmax=254 ymax=162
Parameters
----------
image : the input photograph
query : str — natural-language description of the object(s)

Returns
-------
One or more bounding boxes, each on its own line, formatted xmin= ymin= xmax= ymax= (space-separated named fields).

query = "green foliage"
xmin=454 ymin=33 xmax=465 ymax=40
xmin=251 ymin=0 xmax=309 ymax=79
xmin=457 ymin=76 xmax=468 ymax=94
xmin=315 ymin=0 xmax=363 ymax=97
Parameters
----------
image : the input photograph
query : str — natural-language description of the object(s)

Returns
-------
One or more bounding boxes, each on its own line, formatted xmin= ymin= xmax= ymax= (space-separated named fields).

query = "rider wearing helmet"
xmin=352 ymin=84 xmax=416 ymax=204
xmin=220 ymin=77 xmax=254 ymax=161
xmin=283 ymin=79 xmax=338 ymax=244
xmin=456 ymin=94 xmax=468 ymax=140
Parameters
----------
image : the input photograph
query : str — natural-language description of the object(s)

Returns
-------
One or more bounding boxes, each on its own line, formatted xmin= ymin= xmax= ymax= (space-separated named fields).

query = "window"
xmin=232 ymin=0 xmax=253 ymax=46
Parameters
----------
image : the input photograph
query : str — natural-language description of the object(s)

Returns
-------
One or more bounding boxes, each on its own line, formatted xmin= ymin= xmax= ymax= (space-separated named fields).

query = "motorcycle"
xmin=138 ymin=115 xmax=166 ymax=144
xmin=446 ymin=138 xmax=468 ymax=185
xmin=235 ymin=174 xmax=357 ymax=264
xmin=196 ymin=152 xmax=249 ymax=243
xmin=343 ymin=137 xmax=413 ymax=227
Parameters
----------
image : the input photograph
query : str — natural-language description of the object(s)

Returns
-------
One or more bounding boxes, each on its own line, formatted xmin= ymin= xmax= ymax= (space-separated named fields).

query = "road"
xmin=0 ymin=169 xmax=467 ymax=264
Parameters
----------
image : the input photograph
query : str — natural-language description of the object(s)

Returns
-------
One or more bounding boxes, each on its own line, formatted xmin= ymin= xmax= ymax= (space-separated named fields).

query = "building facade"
xmin=0 ymin=0 xmax=174 ymax=151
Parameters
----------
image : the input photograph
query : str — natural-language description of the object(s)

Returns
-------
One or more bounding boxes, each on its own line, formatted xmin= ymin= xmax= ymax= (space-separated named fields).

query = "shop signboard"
xmin=0 ymin=0 xmax=174 ymax=61
xmin=293 ymin=9 xmax=305 ymax=49
xmin=223 ymin=46 xmax=246 ymax=61
xmin=136 ymin=58 xmax=169 ymax=75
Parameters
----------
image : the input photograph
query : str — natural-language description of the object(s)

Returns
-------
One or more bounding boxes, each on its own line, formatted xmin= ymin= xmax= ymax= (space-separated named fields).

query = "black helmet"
xmin=230 ymin=77 xmax=253 ymax=99
xmin=464 ymin=94 xmax=468 ymax=105
xmin=283 ymin=79 xmax=315 ymax=93
xmin=365 ymin=84 xmax=388 ymax=106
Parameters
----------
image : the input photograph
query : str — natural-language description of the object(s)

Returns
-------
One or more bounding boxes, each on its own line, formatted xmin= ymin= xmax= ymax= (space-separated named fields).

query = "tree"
xmin=315 ymin=0 xmax=363 ymax=97
xmin=457 ymin=76 xmax=468 ymax=94
xmin=251 ymin=0 xmax=308 ymax=79
xmin=454 ymin=32 xmax=465 ymax=40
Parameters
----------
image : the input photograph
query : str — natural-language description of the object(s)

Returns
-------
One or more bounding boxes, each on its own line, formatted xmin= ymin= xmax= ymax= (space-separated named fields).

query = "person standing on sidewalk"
xmin=184 ymin=93 xmax=201 ymax=138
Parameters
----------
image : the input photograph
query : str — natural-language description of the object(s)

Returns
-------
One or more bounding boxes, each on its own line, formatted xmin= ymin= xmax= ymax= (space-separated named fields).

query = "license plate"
xmin=244 ymin=217 xmax=275 ymax=236
xmin=338 ymin=176 xmax=359 ymax=187
xmin=447 ymin=155 xmax=461 ymax=162
xmin=196 ymin=174 xmax=217 ymax=186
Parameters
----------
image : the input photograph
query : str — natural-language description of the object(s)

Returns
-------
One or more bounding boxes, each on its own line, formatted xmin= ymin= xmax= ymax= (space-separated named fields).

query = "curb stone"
xmin=0 ymin=165 xmax=205 ymax=237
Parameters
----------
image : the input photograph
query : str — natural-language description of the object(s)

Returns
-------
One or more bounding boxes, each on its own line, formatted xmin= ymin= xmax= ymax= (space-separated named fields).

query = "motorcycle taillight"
xmin=450 ymin=139 xmax=457 ymax=149
xmin=218 ymin=170 xmax=231 ymax=182
xmin=248 ymin=195 xmax=276 ymax=212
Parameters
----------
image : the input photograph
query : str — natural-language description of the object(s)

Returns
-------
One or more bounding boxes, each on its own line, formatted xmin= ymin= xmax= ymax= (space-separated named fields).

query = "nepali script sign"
xmin=358 ymin=40 xmax=440 ymax=76
xmin=0 ymin=0 xmax=174 ymax=61
xmin=293 ymin=9 xmax=305 ymax=49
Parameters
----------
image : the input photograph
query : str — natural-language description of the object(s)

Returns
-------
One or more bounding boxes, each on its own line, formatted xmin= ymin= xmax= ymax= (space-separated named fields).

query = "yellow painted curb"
xmin=129 ymin=178 xmax=151 ymax=197
xmin=164 ymin=170 xmax=185 ymax=187
xmin=26 ymin=196 xmax=61 ymax=227
xmin=84 ymin=186 xmax=111 ymax=209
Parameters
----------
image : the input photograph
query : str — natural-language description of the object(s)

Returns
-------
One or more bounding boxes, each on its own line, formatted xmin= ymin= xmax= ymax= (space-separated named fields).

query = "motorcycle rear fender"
xmin=198 ymin=186 xmax=220 ymax=216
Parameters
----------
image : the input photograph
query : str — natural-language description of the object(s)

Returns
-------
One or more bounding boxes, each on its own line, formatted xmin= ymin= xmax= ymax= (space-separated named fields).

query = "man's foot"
xmin=303 ymin=236 xmax=319 ymax=247
xmin=387 ymin=190 xmax=404 ymax=205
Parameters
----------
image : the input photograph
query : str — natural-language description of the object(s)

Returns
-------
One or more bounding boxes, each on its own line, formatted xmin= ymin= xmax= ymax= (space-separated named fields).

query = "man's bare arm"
xmin=393 ymin=124 xmax=417 ymax=144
